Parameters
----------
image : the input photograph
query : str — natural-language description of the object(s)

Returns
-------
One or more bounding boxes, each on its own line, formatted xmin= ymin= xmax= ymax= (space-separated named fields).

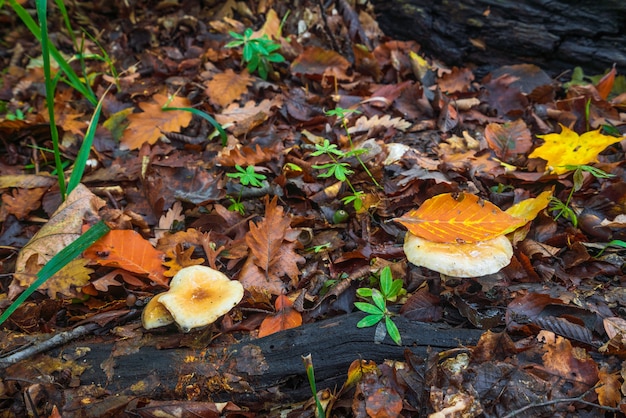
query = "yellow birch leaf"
xmin=528 ymin=124 xmax=623 ymax=174
xmin=505 ymin=189 xmax=553 ymax=221
xmin=394 ymin=192 xmax=527 ymax=243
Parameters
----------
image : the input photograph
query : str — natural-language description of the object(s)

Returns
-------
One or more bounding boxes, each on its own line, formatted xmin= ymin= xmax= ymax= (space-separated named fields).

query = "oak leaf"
xmin=257 ymin=294 xmax=302 ymax=338
xmin=120 ymin=94 xmax=192 ymax=150
xmin=394 ymin=192 xmax=527 ymax=243
xmin=240 ymin=196 xmax=304 ymax=294
xmin=528 ymin=124 xmax=623 ymax=174
xmin=291 ymin=46 xmax=352 ymax=81
xmin=205 ymin=69 xmax=253 ymax=108
xmin=84 ymin=229 xmax=168 ymax=287
xmin=45 ymin=258 xmax=94 ymax=298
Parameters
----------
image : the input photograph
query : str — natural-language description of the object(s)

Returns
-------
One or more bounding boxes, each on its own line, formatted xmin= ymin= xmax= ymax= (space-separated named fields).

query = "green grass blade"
xmin=8 ymin=0 xmax=97 ymax=105
xmin=36 ymin=0 xmax=66 ymax=199
xmin=0 ymin=220 xmax=110 ymax=327
xmin=66 ymin=87 xmax=109 ymax=194
xmin=162 ymin=106 xmax=227 ymax=146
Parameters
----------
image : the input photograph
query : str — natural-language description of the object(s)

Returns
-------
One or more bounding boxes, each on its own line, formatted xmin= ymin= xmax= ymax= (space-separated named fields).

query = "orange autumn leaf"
xmin=394 ymin=192 xmax=527 ymax=243
xmin=528 ymin=124 xmax=622 ymax=174
xmin=291 ymin=46 xmax=351 ymax=81
xmin=595 ymin=66 xmax=616 ymax=100
xmin=205 ymin=68 xmax=253 ymax=108
xmin=84 ymin=229 xmax=168 ymax=286
xmin=120 ymin=94 xmax=192 ymax=150
xmin=257 ymin=294 xmax=302 ymax=338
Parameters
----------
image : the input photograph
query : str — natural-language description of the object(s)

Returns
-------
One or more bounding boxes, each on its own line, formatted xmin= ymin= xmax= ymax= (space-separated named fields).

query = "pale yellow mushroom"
xmin=403 ymin=232 xmax=513 ymax=277
xmin=141 ymin=293 xmax=175 ymax=330
xmin=157 ymin=265 xmax=244 ymax=332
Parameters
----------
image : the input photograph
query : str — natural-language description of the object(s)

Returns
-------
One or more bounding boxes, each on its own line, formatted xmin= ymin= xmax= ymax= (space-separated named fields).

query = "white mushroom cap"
xmin=157 ymin=265 xmax=244 ymax=332
xmin=404 ymin=232 xmax=513 ymax=277
xmin=141 ymin=293 xmax=175 ymax=330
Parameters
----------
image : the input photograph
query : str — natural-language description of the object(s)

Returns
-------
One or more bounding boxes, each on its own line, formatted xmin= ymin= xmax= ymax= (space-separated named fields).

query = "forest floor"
xmin=1 ymin=0 xmax=626 ymax=417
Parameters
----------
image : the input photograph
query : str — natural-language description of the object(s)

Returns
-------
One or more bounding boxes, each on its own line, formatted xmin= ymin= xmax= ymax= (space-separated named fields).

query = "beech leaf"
xmin=394 ymin=192 xmax=527 ymax=243
xmin=84 ymin=229 xmax=168 ymax=287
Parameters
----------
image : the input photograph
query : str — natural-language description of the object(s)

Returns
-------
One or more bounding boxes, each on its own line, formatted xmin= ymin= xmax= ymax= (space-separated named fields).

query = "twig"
xmin=501 ymin=389 xmax=619 ymax=418
xmin=0 ymin=323 xmax=99 ymax=368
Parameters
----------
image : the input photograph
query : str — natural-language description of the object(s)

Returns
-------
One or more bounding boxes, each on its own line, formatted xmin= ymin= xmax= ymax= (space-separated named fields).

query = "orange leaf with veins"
xmin=394 ymin=192 xmax=527 ymax=243
xmin=84 ymin=229 xmax=168 ymax=287
xmin=257 ymin=294 xmax=302 ymax=338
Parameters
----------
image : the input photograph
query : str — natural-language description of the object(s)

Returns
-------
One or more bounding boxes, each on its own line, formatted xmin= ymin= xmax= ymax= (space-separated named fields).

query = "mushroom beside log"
xmin=141 ymin=265 xmax=244 ymax=332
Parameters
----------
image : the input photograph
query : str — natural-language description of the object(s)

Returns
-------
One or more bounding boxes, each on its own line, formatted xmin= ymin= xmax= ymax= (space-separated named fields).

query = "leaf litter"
xmin=0 ymin=0 xmax=626 ymax=416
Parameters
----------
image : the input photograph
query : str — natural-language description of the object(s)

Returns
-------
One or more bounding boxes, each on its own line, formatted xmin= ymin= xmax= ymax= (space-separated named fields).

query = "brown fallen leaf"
xmin=10 ymin=184 xmax=105 ymax=299
xmin=257 ymin=294 xmax=302 ymax=338
xmin=120 ymin=94 xmax=192 ymax=150
xmin=204 ymin=68 xmax=253 ymax=108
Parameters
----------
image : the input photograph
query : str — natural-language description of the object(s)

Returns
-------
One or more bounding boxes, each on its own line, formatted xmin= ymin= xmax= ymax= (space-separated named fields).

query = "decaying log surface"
xmin=50 ymin=312 xmax=483 ymax=407
xmin=372 ymin=0 xmax=626 ymax=76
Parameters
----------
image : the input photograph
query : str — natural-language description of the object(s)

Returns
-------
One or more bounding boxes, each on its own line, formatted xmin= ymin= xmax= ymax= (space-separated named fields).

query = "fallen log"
xmin=372 ymin=0 xmax=626 ymax=77
xmin=56 ymin=312 xmax=483 ymax=407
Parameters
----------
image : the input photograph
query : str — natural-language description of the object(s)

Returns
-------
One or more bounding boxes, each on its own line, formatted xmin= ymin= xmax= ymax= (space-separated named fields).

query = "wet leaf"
xmin=394 ymin=192 xmax=527 ymax=243
xmin=529 ymin=124 xmax=623 ymax=174
xmin=84 ymin=229 xmax=168 ymax=287
xmin=257 ymin=294 xmax=302 ymax=338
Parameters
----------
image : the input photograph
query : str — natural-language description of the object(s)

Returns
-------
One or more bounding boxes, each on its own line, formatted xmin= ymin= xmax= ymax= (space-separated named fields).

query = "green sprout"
xmin=226 ymin=28 xmax=285 ymax=80
xmin=226 ymin=165 xmax=267 ymax=215
xmin=550 ymin=164 xmax=614 ymax=228
xmin=355 ymin=266 xmax=404 ymax=345
xmin=311 ymin=139 xmax=365 ymax=210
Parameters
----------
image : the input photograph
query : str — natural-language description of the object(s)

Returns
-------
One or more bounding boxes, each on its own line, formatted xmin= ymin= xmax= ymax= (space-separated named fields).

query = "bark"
xmin=371 ymin=0 xmax=626 ymax=76
xmin=55 ymin=312 xmax=483 ymax=407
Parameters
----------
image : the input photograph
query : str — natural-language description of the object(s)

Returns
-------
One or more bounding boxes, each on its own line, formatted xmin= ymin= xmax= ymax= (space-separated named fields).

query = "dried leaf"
xmin=240 ymin=196 xmax=304 ymax=294
xmin=214 ymin=98 xmax=281 ymax=136
xmin=529 ymin=124 xmax=623 ymax=174
xmin=348 ymin=114 xmax=411 ymax=134
xmin=84 ymin=229 xmax=168 ymax=287
xmin=257 ymin=294 xmax=302 ymax=338
xmin=44 ymin=258 xmax=94 ymax=298
xmin=120 ymin=94 xmax=192 ymax=150
xmin=205 ymin=69 xmax=253 ymax=108
xmin=291 ymin=46 xmax=351 ymax=81
xmin=394 ymin=192 xmax=527 ymax=243
xmin=484 ymin=119 xmax=533 ymax=161
xmin=11 ymin=184 xmax=105 ymax=298
xmin=1 ymin=187 xmax=46 ymax=219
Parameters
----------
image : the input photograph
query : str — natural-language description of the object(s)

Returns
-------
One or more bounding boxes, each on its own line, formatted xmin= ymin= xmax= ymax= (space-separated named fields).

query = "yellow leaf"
xmin=528 ymin=124 xmax=622 ymax=174
xmin=394 ymin=193 xmax=527 ymax=243
xmin=505 ymin=189 xmax=553 ymax=221
xmin=45 ymin=258 xmax=94 ymax=299
xmin=120 ymin=94 xmax=192 ymax=150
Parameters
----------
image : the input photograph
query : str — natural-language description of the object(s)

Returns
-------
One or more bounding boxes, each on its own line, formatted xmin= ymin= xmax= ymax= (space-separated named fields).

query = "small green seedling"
xmin=302 ymin=354 xmax=326 ymax=417
xmin=550 ymin=164 xmax=614 ymax=228
xmin=311 ymin=139 xmax=365 ymax=210
xmin=226 ymin=28 xmax=285 ymax=80
xmin=355 ymin=266 xmax=404 ymax=345
xmin=226 ymin=165 xmax=267 ymax=215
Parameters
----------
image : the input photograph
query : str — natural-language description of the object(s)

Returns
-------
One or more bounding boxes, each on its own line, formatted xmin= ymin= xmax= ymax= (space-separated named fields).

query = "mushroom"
xmin=142 ymin=265 xmax=244 ymax=332
xmin=403 ymin=232 xmax=513 ymax=278
xmin=141 ymin=293 xmax=175 ymax=330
